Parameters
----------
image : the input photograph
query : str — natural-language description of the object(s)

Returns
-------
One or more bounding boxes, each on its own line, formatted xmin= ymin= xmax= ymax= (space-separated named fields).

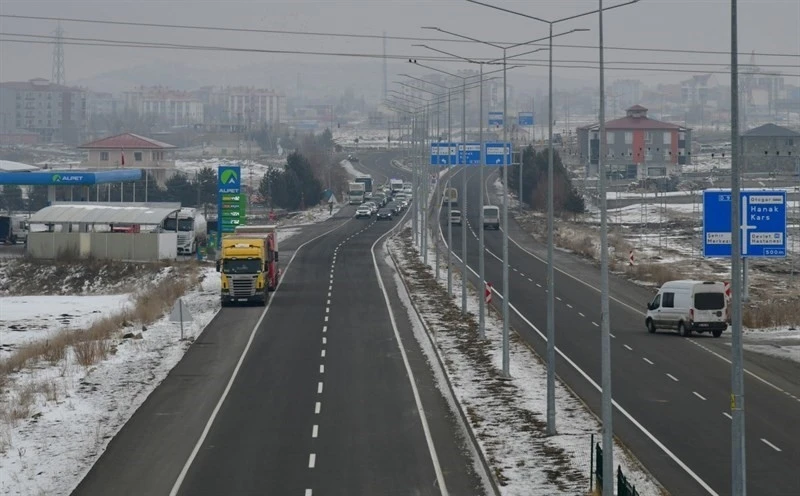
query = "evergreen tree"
xmin=195 ymin=167 xmax=217 ymax=206
xmin=164 ymin=173 xmax=196 ymax=207
xmin=28 ymin=185 xmax=50 ymax=210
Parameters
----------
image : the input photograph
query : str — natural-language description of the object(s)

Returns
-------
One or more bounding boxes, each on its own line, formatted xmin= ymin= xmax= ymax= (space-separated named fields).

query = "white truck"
xmin=390 ymin=178 xmax=404 ymax=194
xmin=348 ymin=182 xmax=366 ymax=204
xmin=162 ymin=207 xmax=208 ymax=255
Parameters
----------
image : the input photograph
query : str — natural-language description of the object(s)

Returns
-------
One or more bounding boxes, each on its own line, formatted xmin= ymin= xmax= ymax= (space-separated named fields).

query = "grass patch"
xmin=744 ymin=297 xmax=800 ymax=328
xmin=627 ymin=263 xmax=686 ymax=286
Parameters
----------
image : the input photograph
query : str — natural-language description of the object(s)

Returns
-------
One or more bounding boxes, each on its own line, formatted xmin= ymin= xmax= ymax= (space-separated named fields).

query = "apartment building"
xmin=124 ymin=86 xmax=204 ymax=126
xmin=0 ymin=78 xmax=87 ymax=144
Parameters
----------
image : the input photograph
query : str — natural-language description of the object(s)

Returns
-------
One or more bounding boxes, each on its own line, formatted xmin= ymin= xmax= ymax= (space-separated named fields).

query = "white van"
xmin=449 ymin=209 xmax=462 ymax=226
xmin=645 ymin=280 xmax=728 ymax=337
xmin=483 ymin=205 xmax=500 ymax=230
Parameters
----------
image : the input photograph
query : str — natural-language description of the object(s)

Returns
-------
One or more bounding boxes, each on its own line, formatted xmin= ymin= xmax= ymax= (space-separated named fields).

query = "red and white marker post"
xmin=485 ymin=282 xmax=493 ymax=305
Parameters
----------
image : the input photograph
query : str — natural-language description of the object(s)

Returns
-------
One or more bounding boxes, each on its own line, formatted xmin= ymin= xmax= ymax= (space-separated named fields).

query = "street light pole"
xmin=501 ymin=47 xmax=510 ymax=376
xmin=478 ymin=61 xmax=486 ymax=339
xmin=461 ymin=75 xmax=468 ymax=314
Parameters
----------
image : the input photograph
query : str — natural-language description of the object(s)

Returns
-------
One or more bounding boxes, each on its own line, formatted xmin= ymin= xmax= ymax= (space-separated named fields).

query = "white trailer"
xmin=162 ymin=207 xmax=208 ymax=255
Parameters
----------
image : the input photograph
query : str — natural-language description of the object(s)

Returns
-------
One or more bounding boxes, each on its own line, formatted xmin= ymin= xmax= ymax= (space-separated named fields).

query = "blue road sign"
xmin=430 ymin=142 xmax=456 ymax=165
xmin=485 ymin=142 xmax=513 ymax=165
xmin=488 ymin=112 xmax=503 ymax=126
xmin=518 ymin=112 xmax=534 ymax=126
xmin=703 ymin=189 xmax=787 ymax=258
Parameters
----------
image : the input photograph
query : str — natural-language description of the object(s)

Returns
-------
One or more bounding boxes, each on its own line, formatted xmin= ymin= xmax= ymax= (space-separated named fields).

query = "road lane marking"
xmin=592 ymin=322 xmax=599 ymax=327
xmin=723 ymin=412 xmax=732 ymax=420
xmin=324 ymin=316 xmax=329 ymax=322
xmin=536 ymin=283 xmax=542 ymax=288
xmin=322 ymin=337 xmax=327 ymax=344
xmin=169 ymin=217 xmax=354 ymax=496
xmin=566 ymin=304 xmax=573 ymax=309
xmin=528 ymin=278 xmax=533 ymax=282
xmin=312 ymin=425 xmax=318 ymax=438
xmin=321 ymin=350 xmax=326 ymax=358
xmin=322 ymin=326 xmax=327 ymax=333
xmin=305 ymin=490 xmax=312 ymax=496
xmin=579 ymin=312 xmax=585 ymax=318
xmin=610 ymin=333 xmax=616 ymax=338
xmin=693 ymin=391 xmax=707 ymax=401
xmin=623 ymin=344 xmax=633 ymax=351
xmin=317 ymin=382 xmax=323 ymax=394
xmin=320 ymin=364 xmax=325 ymax=374
xmin=371 ymin=214 xmax=449 ymax=496
xmin=309 ymin=453 xmax=316 ymax=468
xmin=643 ymin=358 xmax=654 ymax=365
xmin=326 ymin=299 xmax=331 ymax=305
xmin=328 ymin=292 xmax=331 ymax=298
xmin=761 ymin=438 xmax=781 ymax=452
xmin=328 ymin=285 xmax=332 ymax=291
xmin=556 ymin=296 xmax=562 ymax=302
xmin=315 ymin=402 xmax=321 ymax=414
xmin=667 ymin=373 xmax=679 ymax=382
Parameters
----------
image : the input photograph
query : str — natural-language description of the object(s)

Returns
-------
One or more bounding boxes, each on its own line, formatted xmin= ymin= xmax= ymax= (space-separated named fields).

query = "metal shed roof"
xmin=29 ymin=202 xmax=182 ymax=225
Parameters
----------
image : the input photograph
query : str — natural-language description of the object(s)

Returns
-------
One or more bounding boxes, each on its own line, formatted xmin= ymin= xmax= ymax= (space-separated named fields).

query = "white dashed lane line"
xmin=321 ymin=350 xmax=326 ymax=358
xmin=579 ymin=312 xmax=585 ymax=318
xmin=305 ymin=489 xmax=313 ymax=496
xmin=315 ymin=402 xmax=321 ymax=414
xmin=317 ymin=382 xmax=323 ymax=394
xmin=643 ymin=357 xmax=654 ymax=365
xmin=723 ymin=412 xmax=732 ymax=420
xmin=528 ymin=278 xmax=533 ymax=282
xmin=623 ymin=344 xmax=633 ymax=351
xmin=320 ymin=364 xmax=325 ymax=374
xmin=566 ymin=304 xmax=573 ymax=309
xmin=761 ymin=438 xmax=782 ymax=452
xmin=308 ymin=454 xmax=316 ymax=468
xmin=592 ymin=322 xmax=599 ymax=327
xmin=693 ymin=391 xmax=707 ymax=401
xmin=667 ymin=373 xmax=679 ymax=382
xmin=312 ymin=425 xmax=319 ymax=438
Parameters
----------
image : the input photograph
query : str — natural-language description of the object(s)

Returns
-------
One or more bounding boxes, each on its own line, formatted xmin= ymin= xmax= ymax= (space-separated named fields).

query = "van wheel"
xmin=712 ymin=329 xmax=723 ymax=338
xmin=679 ymin=321 xmax=692 ymax=337
xmin=646 ymin=319 xmax=656 ymax=333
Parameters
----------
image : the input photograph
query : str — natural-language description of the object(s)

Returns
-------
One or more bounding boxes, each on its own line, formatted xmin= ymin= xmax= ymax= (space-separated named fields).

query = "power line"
xmin=1 ymin=13 xmax=799 ymax=59
xmin=4 ymin=36 xmax=797 ymax=78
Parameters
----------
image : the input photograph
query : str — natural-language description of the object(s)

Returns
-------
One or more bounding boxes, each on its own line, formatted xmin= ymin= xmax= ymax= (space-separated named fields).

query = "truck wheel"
xmin=679 ymin=321 xmax=692 ymax=337
xmin=646 ymin=319 xmax=656 ymax=333
xmin=712 ymin=329 xmax=723 ymax=338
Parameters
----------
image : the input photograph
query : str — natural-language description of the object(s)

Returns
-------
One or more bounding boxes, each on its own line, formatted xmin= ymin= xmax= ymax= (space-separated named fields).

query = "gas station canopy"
xmin=0 ymin=169 xmax=142 ymax=185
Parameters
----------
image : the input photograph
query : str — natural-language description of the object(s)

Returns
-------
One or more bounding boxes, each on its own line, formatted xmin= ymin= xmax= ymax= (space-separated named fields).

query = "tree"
xmin=28 ymin=185 xmax=49 ymax=210
xmin=164 ymin=173 xmax=196 ymax=207
xmin=195 ymin=167 xmax=217 ymax=206
xmin=285 ymin=151 xmax=323 ymax=208
xmin=1 ymin=185 xmax=24 ymax=212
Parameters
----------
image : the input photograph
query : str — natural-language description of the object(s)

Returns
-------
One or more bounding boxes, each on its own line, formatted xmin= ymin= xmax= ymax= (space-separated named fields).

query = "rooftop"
xmin=78 ymin=133 xmax=177 ymax=150
xmin=0 ymin=78 xmax=82 ymax=92
xmin=0 ymin=160 xmax=40 ymax=172
xmin=579 ymin=105 xmax=686 ymax=131
xmin=30 ymin=202 xmax=182 ymax=225
xmin=742 ymin=123 xmax=800 ymax=138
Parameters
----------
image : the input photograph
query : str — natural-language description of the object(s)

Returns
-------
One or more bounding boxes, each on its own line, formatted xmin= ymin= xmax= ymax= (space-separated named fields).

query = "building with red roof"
xmin=78 ymin=132 xmax=177 ymax=185
xmin=577 ymin=105 xmax=692 ymax=179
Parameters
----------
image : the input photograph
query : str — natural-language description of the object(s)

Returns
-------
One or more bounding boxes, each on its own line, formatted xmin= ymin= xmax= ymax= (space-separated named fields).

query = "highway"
xmin=72 ymin=153 xmax=486 ymax=496
xmin=427 ymin=164 xmax=800 ymax=496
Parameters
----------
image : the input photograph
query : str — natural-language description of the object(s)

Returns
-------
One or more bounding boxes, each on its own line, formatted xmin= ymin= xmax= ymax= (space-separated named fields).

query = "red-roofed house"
xmin=577 ymin=105 xmax=692 ymax=179
xmin=78 ymin=133 xmax=177 ymax=184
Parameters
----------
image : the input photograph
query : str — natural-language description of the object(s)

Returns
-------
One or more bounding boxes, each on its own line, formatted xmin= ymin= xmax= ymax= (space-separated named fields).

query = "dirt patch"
xmin=0 ymin=259 xmax=171 ymax=296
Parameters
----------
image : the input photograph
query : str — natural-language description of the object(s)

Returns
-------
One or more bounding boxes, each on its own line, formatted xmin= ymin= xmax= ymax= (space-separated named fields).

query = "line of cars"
xmin=355 ymin=182 xmax=413 ymax=221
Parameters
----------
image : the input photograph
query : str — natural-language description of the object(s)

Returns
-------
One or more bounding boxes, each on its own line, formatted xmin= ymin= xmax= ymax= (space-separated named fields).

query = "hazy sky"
xmin=1 ymin=0 xmax=798 ymax=92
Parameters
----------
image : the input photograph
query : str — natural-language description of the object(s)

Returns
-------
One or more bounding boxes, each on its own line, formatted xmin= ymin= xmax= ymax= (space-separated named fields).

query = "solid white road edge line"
xmin=371 ymin=213 xmax=449 ymax=496
xmin=480 ymin=168 xmax=785 ymax=395
xmin=437 ymin=215 xmax=717 ymax=496
xmin=169 ymin=217 xmax=354 ymax=496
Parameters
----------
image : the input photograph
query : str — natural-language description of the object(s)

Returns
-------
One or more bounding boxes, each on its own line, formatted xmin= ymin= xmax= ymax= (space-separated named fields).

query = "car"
xmin=363 ymin=201 xmax=378 ymax=214
xmin=386 ymin=202 xmax=402 ymax=214
xmin=399 ymin=199 xmax=409 ymax=209
xmin=376 ymin=208 xmax=393 ymax=220
xmin=355 ymin=206 xmax=372 ymax=218
xmin=449 ymin=209 xmax=462 ymax=226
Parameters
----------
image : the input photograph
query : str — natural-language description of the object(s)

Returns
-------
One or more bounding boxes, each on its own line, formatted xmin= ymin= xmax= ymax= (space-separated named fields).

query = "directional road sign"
xmin=703 ymin=189 xmax=787 ymax=258
xmin=488 ymin=112 xmax=503 ymax=126
xmin=518 ymin=112 xmax=534 ymax=126
xmin=431 ymin=142 xmax=512 ymax=166
xmin=485 ymin=142 xmax=513 ymax=165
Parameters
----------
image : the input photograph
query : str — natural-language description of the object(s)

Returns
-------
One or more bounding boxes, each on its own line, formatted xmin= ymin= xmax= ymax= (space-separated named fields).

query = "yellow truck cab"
xmin=216 ymin=225 xmax=279 ymax=306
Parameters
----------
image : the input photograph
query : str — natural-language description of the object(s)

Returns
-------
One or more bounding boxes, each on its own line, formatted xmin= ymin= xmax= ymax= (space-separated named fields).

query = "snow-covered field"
xmin=0 ymin=206 xmax=347 ymax=495
xmin=388 ymin=228 xmax=661 ymax=495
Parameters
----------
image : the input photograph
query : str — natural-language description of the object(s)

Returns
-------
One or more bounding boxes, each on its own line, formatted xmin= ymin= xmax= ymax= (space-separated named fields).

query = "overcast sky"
xmin=1 ymin=0 xmax=798 ymax=92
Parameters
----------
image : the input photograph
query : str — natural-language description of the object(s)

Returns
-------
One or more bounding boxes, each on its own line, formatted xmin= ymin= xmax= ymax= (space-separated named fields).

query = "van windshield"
xmin=484 ymin=208 xmax=498 ymax=218
xmin=694 ymin=292 xmax=724 ymax=310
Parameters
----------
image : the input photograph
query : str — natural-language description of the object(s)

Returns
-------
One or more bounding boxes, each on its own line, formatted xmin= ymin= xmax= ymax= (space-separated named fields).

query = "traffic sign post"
xmin=430 ymin=142 xmax=512 ymax=166
xmin=488 ymin=112 xmax=503 ymax=126
xmin=217 ymin=165 xmax=242 ymax=247
xmin=703 ymin=189 xmax=787 ymax=258
xmin=518 ymin=112 xmax=534 ymax=126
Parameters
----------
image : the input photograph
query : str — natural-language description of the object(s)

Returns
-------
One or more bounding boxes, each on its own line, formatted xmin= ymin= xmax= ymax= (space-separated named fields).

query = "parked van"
xmin=483 ymin=205 xmax=500 ymax=230
xmin=645 ymin=280 xmax=728 ymax=337
xmin=449 ymin=209 xmax=462 ymax=226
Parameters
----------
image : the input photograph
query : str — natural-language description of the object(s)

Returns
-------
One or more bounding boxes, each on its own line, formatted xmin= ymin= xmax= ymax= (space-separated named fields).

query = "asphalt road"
xmin=434 ymin=164 xmax=800 ymax=496
xmin=73 ymin=153 xmax=485 ymax=496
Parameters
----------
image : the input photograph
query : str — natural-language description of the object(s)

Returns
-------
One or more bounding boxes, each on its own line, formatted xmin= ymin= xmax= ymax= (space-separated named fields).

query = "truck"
xmin=0 ymin=215 xmax=30 ymax=244
xmin=162 ymin=207 xmax=208 ymax=255
xmin=390 ymin=178 xmax=404 ymax=194
xmin=348 ymin=182 xmax=366 ymax=204
xmin=216 ymin=225 xmax=279 ymax=306
xmin=354 ymin=175 xmax=373 ymax=195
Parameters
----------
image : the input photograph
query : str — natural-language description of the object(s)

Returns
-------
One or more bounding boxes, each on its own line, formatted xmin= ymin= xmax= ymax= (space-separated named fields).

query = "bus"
xmin=442 ymin=187 xmax=458 ymax=206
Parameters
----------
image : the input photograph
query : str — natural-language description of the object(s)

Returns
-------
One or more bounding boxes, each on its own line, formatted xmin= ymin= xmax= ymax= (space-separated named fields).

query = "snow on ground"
xmin=0 ymin=296 xmax=132 ymax=358
xmin=0 ymin=267 xmax=220 ymax=496
xmin=388 ymin=228 xmax=662 ymax=495
xmin=743 ymin=327 xmax=800 ymax=364
xmin=0 ymin=206 xmax=338 ymax=494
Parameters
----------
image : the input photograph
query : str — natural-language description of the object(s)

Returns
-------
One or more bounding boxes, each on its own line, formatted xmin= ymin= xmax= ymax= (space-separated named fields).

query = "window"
xmin=662 ymin=292 xmax=675 ymax=308
xmin=100 ymin=151 xmax=109 ymax=161
xmin=694 ymin=292 xmax=724 ymax=310
xmin=663 ymin=132 xmax=672 ymax=145
xmin=645 ymin=132 xmax=653 ymax=144
xmin=605 ymin=132 xmax=615 ymax=144
xmin=650 ymin=294 xmax=661 ymax=309
xmin=134 ymin=152 xmax=143 ymax=162
xmin=624 ymin=132 xmax=633 ymax=144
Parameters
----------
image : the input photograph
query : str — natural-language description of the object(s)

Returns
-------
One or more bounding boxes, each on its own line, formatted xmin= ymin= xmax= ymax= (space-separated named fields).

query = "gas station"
xmin=0 ymin=168 xmax=143 ymax=204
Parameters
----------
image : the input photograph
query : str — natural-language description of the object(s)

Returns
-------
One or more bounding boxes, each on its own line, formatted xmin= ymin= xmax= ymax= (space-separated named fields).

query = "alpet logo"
xmin=220 ymin=169 xmax=239 ymax=185
xmin=51 ymin=174 xmax=62 ymax=182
